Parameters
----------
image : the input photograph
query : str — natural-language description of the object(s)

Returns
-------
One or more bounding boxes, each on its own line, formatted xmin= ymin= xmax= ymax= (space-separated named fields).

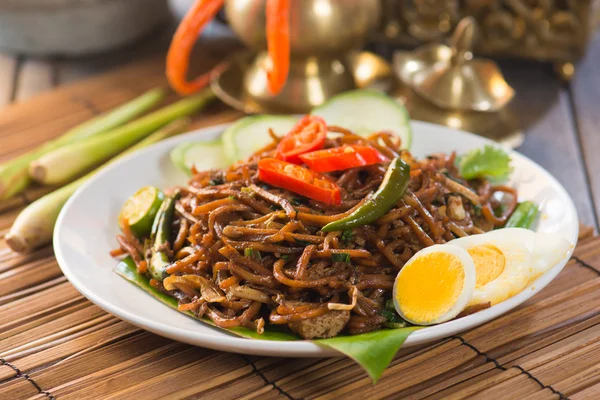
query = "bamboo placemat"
xmin=1 ymin=57 xmax=600 ymax=400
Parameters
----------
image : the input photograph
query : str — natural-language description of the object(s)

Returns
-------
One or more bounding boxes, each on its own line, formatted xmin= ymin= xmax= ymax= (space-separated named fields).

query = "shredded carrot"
xmin=137 ymin=260 xmax=148 ymax=274
xmin=149 ymin=279 xmax=161 ymax=289
xmin=219 ymin=275 xmax=240 ymax=289
xmin=109 ymin=248 xmax=126 ymax=257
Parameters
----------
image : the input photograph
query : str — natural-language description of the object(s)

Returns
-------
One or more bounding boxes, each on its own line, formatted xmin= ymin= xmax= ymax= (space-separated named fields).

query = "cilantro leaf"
xmin=457 ymin=145 xmax=512 ymax=183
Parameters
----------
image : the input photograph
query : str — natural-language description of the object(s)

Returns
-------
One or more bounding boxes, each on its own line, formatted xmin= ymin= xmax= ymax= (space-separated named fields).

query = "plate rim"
xmin=54 ymin=120 xmax=579 ymax=357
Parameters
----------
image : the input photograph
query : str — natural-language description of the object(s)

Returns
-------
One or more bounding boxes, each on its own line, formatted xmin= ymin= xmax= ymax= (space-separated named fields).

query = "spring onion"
xmin=5 ymin=118 xmax=190 ymax=253
xmin=505 ymin=201 xmax=539 ymax=229
xmin=0 ymin=88 xmax=165 ymax=200
xmin=29 ymin=90 xmax=214 ymax=186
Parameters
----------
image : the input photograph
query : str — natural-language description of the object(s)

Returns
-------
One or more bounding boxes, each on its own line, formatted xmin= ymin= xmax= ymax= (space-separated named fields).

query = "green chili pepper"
xmin=505 ymin=201 xmax=539 ymax=229
xmin=322 ymin=157 xmax=411 ymax=232
xmin=148 ymin=192 xmax=180 ymax=281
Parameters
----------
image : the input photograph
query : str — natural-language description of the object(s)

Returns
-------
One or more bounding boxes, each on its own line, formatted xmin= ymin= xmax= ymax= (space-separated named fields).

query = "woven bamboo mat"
xmin=1 ymin=57 xmax=600 ymax=400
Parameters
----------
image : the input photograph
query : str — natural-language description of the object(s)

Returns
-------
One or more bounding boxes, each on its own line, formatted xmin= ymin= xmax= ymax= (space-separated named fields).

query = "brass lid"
xmin=394 ymin=17 xmax=515 ymax=112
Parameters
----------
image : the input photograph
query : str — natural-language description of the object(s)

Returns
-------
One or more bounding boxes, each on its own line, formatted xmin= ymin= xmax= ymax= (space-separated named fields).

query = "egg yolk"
xmin=467 ymin=244 xmax=505 ymax=288
xmin=396 ymin=252 xmax=465 ymax=323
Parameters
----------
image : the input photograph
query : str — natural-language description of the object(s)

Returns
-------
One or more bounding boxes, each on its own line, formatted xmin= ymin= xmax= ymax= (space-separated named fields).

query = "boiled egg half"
xmin=393 ymin=244 xmax=476 ymax=325
xmin=393 ymin=228 xmax=572 ymax=326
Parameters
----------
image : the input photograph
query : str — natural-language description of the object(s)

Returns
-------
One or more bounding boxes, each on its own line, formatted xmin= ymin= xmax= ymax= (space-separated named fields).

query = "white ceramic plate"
xmin=54 ymin=121 xmax=578 ymax=357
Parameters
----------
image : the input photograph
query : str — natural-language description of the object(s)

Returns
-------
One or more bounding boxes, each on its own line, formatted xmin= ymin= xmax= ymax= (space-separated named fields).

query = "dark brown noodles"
xmin=114 ymin=128 xmax=516 ymax=339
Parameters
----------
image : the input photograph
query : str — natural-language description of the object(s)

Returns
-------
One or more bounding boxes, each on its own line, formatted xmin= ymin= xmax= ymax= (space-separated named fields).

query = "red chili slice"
xmin=275 ymin=115 xmax=327 ymax=164
xmin=299 ymin=145 xmax=387 ymax=172
xmin=258 ymin=158 xmax=341 ymax=205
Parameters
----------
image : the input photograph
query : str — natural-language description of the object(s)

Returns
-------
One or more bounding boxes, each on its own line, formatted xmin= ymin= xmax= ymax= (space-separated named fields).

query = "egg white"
xmin=451 ymin=228 xmax=571 ymax=308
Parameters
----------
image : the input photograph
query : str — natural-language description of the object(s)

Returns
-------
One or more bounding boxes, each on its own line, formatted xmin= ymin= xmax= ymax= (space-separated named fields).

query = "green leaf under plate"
xmin=315 ymin=326 xmax=420 ymax=383
xmin=115 ymin=257 xmax=420 ymax=382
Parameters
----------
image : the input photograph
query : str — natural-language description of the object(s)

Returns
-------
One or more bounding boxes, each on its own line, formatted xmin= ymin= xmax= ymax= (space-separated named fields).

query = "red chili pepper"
xmin=276 ymin=115 xmax=327 ymax=164
xmin=266 ymin=0 xmax=290 ymax=95
xmin=166 ymin=0 xmax=225 ymax=95
xmin=258 ymin=158 xmax=341 ymax=205
xmin=299 ymin=145 xmax=387 ymax=172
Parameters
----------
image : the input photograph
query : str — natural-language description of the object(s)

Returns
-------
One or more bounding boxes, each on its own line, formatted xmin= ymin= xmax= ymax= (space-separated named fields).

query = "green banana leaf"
xmin=116 ymin=257 xmax=420 ymax=382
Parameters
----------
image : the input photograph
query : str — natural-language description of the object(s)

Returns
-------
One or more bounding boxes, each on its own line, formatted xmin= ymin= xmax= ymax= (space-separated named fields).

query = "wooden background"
xmin=1 ymin=17 xmax=600 ymax=400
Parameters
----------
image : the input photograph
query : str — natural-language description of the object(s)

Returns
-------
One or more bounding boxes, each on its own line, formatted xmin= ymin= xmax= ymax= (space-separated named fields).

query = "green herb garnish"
xmin=332 ymin=252 xmax=351 ymax=263
xmin=380 ymin=309 xmax=403 ymax=324
xmin=457 ymin=145 xmax=512 ymax=183
xmin=244 ymin=248 xmax=262 ymax=261
xmin=341 ymin=230 xmax=353 ymax=242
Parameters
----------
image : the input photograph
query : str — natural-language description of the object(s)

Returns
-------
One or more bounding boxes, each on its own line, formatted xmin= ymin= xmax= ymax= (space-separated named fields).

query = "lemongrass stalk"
xmin=5 ymin=118 xmax=191 ymax=253
xmin=0 ymin=88 xmax=165 ymax=200
xmin=30 ymin=90 xmax=214 ymax=186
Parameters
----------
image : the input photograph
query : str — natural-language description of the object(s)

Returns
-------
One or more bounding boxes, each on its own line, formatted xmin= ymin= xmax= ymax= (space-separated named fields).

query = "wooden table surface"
xmin=0 ymin=22 xmax=598 ymax=234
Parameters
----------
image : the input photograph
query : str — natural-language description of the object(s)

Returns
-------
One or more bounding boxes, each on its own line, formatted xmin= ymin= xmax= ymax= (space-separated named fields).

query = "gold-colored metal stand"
xmin=215 ymin=0 xmax=384 ymax=114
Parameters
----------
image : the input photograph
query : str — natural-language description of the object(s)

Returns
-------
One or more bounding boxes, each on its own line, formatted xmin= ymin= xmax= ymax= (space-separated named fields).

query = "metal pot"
xmin=0 ymin=0 xmax=169 ymax=56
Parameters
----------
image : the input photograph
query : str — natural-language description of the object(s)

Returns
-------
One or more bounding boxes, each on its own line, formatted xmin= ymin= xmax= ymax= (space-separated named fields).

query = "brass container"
xmin=393 ymin=18 xmax=522 ymax=147
xmin=374 ymin=0 xmax=600 ymax=80
xmin=224 ymin=0 xmax=381 ymax=113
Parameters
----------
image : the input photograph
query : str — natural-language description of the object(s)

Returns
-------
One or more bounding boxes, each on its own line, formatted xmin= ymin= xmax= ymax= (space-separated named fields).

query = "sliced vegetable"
xmin=118 ymin=186 xmax=165 ymax=239
xmin=265 ymin=0 xmax=290 ymax=95
xmin=457 ymin=145 xmax=512 ymax=183
xmin=332 ymin=252 xmax=351 ymax=263
xmin=505 ymin=201 xmax=539 ymax=229
xmin=276 ymin=115 xmax=327 ymax=164
xmin=149 ymin=193 xmax=180 ymax=281
xmin=258 ymin=158 xmax=341 ymax=205
xmin=322 ymin=157 xmax=410 ymax=232
xmin=311 ymin=89 xmax=412 ymax=149
xmin=166 ymin=0 xmax=225 ymax=95
xmin=299 ymin=145 xmax=387 ymax=172
xmin=169 ymin=142 xmax=191 ymax=174
xmin=170 ymin=140 xmax=229 ymax=176
xmin=0 ymin=88 xmax=165 ymax=199
xmin=5 ymin=118 xmax=189 ymax=253
xmin=222 ymin=115 xmax=298 ymax=163
xmin=116 ymin=256 xmax=420 ymax=382
xmin=29 ymin=90 xmax=214 ymax=186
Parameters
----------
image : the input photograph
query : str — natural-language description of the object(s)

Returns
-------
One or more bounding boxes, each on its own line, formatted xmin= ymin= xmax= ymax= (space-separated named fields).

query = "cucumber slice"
xmin=170 ymin=142 xmax=192 ymax=175
xmin=118 ymin=186 xmax=164 ymax=239
xmin=222 ymin=115 xmax=298 ymax=163
xmin=170 ymin=140 xmax=229 ymax=175
xmin=312 ymin=89 xmax=412 ymax=149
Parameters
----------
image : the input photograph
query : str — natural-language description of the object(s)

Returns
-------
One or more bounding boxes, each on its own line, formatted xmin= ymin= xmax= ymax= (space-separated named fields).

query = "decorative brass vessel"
xmin=394 ymin=18 xmax=523 ymax=147
xmin=217 ymin=0 xmax=384 ymax=113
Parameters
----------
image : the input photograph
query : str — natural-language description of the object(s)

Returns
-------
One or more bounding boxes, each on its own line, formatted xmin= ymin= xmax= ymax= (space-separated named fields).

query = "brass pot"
xmin=224 ymin=0 xmax=381 ymax=113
